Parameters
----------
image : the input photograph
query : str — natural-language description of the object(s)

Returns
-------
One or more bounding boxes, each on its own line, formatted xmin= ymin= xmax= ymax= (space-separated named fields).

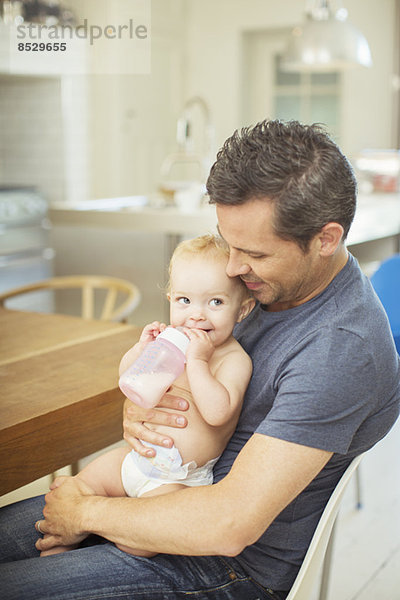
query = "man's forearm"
xmin=76 ymin=435 xmax=331 ymax=557
xmin=39 ymin=435 xmax=331 ymax=557
xmin=80 ymin=483 xmax=238 ymax=556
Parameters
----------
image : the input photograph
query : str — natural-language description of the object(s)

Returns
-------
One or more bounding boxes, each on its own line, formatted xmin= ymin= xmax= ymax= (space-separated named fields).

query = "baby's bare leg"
xmin=40 ymin=447 xmax=131 ymax=557
xmin=77 ymin=446 xmax=131 ymax=497
xmin=116 ymin=483 xmax=187 ymax=557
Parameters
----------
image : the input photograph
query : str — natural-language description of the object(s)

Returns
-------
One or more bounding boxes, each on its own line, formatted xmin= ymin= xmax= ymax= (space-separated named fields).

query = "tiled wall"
xmin=0 ymin=74 xmax=88 ymax=205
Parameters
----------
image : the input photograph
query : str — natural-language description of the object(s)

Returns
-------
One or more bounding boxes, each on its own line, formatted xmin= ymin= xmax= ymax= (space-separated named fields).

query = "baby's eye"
xmin=177 ymin=297 xmax=190 ymax=305
xmin=210 ymin=298 xmax=223 ymax=306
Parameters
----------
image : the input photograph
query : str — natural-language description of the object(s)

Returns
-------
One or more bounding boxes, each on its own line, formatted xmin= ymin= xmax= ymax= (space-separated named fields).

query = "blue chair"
xmin=370 ymin=254 xmax=400 ymax=354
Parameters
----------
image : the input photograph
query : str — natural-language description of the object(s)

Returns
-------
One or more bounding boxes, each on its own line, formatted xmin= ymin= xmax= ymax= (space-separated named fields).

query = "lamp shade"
xmin=281 ymin=12 xmax=372 ymax=72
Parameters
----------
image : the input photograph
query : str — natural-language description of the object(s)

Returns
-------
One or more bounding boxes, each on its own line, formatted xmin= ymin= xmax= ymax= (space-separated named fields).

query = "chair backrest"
xmin=0 ymin=275 xmax=141 ymax=322
xmin=370 ymin=254 xmax=400 ymax=352
xmin=286 ymin=453 xmax=364 ymax=600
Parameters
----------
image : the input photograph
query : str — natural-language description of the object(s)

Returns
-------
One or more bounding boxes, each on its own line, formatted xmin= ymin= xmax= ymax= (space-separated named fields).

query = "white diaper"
xmin=121 ymin=442 xmax=219 ymax=498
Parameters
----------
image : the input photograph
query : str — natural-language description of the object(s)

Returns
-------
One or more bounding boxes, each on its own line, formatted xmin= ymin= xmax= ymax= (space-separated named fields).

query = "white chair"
xmin=0 ymin=275 xmax=141 ymax=323
xmin=286 ymin=453 xmax=364 ymax=600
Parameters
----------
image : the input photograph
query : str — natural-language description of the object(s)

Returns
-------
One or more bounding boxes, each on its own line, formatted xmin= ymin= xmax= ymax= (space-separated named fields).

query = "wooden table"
xmin=0 ymin=308 xmax=140 ymax=496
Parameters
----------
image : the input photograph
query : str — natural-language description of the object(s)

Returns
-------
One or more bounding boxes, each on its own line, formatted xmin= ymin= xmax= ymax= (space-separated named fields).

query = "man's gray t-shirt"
xmin=213 ymin=252 xmax=400 ymax=591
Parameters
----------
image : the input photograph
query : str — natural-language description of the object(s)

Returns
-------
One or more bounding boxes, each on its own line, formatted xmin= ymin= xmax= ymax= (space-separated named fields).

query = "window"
xmin=274 ymin=56 xmax=341 ymax=137
xmin=241 ymin=30 xmax=341 ymax=140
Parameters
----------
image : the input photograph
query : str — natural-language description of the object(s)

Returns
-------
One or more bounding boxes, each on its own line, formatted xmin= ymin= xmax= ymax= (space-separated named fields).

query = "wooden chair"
xmin=0 ymin=275 xmax=141 ymax=323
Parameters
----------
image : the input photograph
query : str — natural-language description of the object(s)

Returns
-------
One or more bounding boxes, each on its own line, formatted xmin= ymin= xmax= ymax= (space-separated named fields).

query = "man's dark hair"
xmin=206 ymin=119 xmax=357 ymax=252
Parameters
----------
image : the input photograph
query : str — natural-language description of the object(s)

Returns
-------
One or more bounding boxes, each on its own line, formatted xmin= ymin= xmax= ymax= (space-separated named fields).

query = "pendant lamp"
xmin=281 ymin=0 xmax=372 ymax=72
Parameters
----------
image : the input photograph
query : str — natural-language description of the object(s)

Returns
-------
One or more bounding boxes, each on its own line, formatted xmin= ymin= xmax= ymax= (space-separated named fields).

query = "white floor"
xmin=1 ymin=419 xmax=400 ymax=600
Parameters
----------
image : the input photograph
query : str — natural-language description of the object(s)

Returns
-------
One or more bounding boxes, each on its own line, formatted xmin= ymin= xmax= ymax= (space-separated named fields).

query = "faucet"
xmin=176 ymin=96 xmax=214 ymax=161
xmin=160 ymin=97 xmax=215 ymax=182
xmin=159 ymin=96 xmax=215 ymax=205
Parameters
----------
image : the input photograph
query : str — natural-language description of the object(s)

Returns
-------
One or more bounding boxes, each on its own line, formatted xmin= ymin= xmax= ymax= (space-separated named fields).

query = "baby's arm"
xmin=185 ymin=330 xmax=252 ymax=426
xmin=119 ymin=321 xmax=167 ymax=376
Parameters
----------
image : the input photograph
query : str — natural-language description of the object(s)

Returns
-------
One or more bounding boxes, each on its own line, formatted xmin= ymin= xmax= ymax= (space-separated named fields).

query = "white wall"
xmin=84 ymin=0 xmax=187 ymax=199
xmin=183 ymin=0 xmax=397 ymax=158
xmin=0 ymin=75 xmax=65 ymax=202
xmin=0 ymin=71 xmax=88 ymax=204
xmin=341 ymin=0 xmax=397 ymax=155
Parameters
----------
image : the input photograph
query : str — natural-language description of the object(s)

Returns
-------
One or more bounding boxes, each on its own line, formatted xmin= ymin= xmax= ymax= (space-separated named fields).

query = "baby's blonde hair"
xmin=171 ymin=233 xmax=229 ymax=263
xmin=167 ymin=234 xmax=252 ymax=300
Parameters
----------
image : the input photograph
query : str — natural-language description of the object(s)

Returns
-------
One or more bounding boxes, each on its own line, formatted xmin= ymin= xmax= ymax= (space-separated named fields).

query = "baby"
xmin=42 ymin=234 xmax=254 ymax=556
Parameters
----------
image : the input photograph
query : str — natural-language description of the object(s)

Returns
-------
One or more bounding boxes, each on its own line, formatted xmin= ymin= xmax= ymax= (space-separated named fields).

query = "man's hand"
xmin=123 ymin=393 xmax=189 ymax=457
xmin=35 ymin=476 xmax=94 ymax=553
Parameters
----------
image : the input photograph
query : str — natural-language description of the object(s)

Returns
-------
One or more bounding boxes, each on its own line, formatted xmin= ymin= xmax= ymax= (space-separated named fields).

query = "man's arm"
xmin=37 ymin=434 xmax=332 ymax=556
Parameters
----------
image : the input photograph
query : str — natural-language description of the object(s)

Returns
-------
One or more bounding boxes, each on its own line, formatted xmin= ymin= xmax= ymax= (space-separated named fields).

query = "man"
xmin=1 ymin=120 xmax=399 ymax=600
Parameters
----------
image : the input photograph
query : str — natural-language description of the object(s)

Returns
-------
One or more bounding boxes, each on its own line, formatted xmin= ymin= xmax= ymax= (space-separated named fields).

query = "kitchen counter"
xmin=50 ymin=200 xmax=218 ymax=237
xmin=49 ymin=193 xmax=400 ymax=246
xmin=347 ymin=194 xmax=400 ymax=246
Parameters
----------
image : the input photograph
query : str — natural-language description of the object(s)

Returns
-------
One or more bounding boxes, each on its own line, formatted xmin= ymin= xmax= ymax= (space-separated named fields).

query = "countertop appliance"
xmin=0 ymin=186 xmax=54 ymax=311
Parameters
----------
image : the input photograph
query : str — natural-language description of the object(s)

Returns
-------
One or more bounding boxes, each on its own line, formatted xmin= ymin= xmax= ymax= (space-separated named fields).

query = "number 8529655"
xmin=18 ymin=42 xmax=67 ymax=51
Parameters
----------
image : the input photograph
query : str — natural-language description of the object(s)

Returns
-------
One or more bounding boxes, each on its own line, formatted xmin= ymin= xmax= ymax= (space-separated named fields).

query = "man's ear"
xmin=318 ymin=222 xmax=345 ymax=257
xmin=237 ymin=297 xmax=256 ymax=322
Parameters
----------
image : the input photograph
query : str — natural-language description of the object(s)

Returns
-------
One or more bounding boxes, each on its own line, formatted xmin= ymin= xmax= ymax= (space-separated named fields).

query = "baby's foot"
xmin=40 ymin=544 xmax=78 ymax=557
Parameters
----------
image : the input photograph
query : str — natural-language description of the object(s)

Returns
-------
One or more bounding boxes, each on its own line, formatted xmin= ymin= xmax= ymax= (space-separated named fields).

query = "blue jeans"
xmin=0 ymin=495 xmax=286 ymax=600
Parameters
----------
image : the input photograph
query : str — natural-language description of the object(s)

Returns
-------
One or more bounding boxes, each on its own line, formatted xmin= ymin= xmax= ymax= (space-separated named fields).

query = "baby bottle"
xmin=119 ymin=326 xmax=190 ymax=408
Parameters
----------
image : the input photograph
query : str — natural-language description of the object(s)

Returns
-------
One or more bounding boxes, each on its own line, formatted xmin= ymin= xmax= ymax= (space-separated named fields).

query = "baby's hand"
xmin=186 ymin=329 xmax=215 ymax=363
xmin=139 ymin=321 xmax=167 ymax=344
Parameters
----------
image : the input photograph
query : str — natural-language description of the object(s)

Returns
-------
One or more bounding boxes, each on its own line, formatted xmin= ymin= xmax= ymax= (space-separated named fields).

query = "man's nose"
xmin=226 ymin=250 xmax=250 ymax=277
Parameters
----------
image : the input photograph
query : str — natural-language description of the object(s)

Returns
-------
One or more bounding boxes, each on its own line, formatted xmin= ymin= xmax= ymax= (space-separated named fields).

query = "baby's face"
xmin=168 ymin=255 xmax=247 ymax=347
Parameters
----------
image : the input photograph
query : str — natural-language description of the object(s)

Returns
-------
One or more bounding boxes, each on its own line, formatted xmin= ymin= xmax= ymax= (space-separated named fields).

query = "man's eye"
xmin=178 ymin=297 xmax=190 ymax=304
xmin=210 ymin=298 xmax=223 ymax=306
